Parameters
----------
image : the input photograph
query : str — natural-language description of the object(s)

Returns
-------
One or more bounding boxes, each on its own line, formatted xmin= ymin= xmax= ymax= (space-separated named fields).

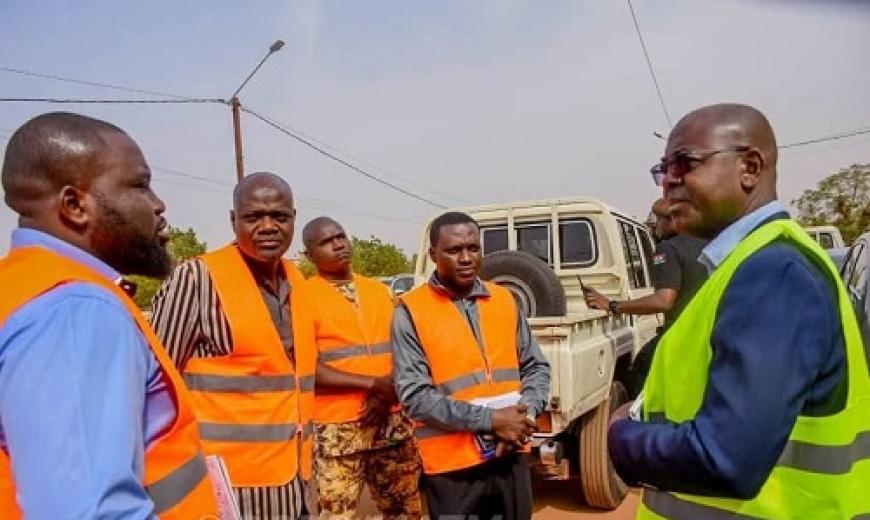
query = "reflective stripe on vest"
xmin=304 ymin=275 xmax=396 ymax=423
xmin=0 ymin=247 xmax=219 ymax=519
xmin=147 ymin=451 xmax=208 ymax=514
xmin=649 ymin=412 xmax=870 ymax=475
xmin=188 ymin=245 xmax=316 ymax=486
xmin=401 ymin=281 xmax=521 ymax=475
xmin=199 ymin=423 xmax=300 ymax=442
xmin=637 ymin=220 xmax=870 ymax=519
xmin=319 ymin=341 xmax=392 ymax=362
xmin=437 ymin=367 xmax=521 ymax=395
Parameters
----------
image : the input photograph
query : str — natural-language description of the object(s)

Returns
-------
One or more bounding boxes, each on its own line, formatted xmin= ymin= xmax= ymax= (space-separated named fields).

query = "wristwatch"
xmin=608 ymin=300 xmax=621 ymax=314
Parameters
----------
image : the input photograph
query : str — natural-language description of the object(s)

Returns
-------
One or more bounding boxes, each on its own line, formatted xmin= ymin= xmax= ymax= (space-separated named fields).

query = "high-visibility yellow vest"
xmin=638 ymin=219 xmax=870 ymax=519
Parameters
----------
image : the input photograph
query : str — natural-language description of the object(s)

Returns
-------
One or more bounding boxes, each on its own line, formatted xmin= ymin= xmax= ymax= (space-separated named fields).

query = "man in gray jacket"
xmin=392 ymin=211 xmax=550 ymax=519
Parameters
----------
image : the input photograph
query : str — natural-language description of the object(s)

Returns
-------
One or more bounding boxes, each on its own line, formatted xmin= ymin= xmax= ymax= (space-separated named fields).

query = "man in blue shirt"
xmin=608 ymin=104 xmax=849 ymax=499
xmin=0 ymin=112 xmax=185 ymax=518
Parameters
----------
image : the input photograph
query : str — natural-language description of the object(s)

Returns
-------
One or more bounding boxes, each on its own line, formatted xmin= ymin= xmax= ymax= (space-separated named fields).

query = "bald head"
xmin=2 ymin=112 xmax=125 ymax=216
xmin=231 ymin=172 xmax=296 ymax=266
xmin=233 ymin=171 xmax=293 ymax=210
xmin=303 ymin=216 xmax=342 ymax=250
xmin=302 ymin=216 xmax=353 ymax=279
xmin=671 ymin=103 xmax=778 ymax=172
xmin=663 ymin=103 xmax=779 ymax=239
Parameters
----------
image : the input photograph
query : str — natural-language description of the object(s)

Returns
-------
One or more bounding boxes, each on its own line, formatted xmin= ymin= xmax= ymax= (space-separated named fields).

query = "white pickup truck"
xmin=414 ymin=196 xmax=662 ymax=509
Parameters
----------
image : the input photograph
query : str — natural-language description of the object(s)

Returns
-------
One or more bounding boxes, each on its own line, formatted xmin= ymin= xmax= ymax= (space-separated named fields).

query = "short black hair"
xmin=429 ymin=211 xmax=478 ymax=248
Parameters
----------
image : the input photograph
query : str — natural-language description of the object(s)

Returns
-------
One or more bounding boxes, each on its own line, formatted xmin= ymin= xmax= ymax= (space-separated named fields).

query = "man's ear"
xmin=428 ymin=246 xmax=436 ymax=264
xmin=229 ymin=210 xmax=236 ymax=232
xmin=739 ymin=148 xmax=765 ymax=190
xmin=58 ymin=185 xmax=90 ymax=228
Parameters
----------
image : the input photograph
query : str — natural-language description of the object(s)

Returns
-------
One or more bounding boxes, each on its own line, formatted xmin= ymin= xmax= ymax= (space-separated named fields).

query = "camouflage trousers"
xmin=315 ymin=438 xmax=423 ymax=519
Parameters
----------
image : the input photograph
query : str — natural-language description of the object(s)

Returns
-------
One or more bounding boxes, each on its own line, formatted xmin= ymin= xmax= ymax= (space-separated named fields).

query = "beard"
xmin=90 ymin=192 xmax=172 ymax=278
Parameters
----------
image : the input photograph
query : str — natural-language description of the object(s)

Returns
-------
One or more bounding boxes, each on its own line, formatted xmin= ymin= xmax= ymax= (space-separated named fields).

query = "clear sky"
xmin=1 ymin=0 xmax=869 ymax=258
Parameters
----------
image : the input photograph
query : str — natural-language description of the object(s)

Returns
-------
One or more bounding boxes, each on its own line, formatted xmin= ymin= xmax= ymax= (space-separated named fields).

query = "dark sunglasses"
xmin=650 ymin=145 xmax=751 ymax=186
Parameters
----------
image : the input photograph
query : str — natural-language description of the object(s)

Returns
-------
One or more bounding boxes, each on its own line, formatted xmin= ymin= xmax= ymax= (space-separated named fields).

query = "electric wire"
xmin=0 ymin=65 xmax=203 ymax=100
xmin=242 ymin=107 xmax=447 ymax=209
xmin=627 ymin=0 xmax=672 ymax=128
xmin=244 ymin=104 xmax=469 ymax=205
xmin=779 ymin=127 xmax=870 ymax=150
xmin=0 ymin=97 xmax=225 ymax=104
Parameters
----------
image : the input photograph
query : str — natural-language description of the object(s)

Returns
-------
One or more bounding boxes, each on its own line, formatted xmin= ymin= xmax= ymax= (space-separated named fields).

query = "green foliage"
xmin=131 ymin=227 xmax=207 ymax=309
xmin=298 ymin=257 xmax=316 ymax=278
xmin=301 ymin=235 xmax=412 ymax=278
xmin=351 ymin=235 xmax=412 ymax=277
xmin=794 ymin=163 xmax=870 ymax=245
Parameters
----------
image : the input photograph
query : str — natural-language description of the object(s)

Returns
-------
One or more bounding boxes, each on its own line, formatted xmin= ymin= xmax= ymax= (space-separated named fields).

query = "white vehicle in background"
xmin=839 ymin=231 xmax=869 ymax=348
xmin=414 ymin=196 xmax=662 ymax=510
xmin=805 ymin=225 xmax=846 ymax=249
xmin=377 ymin=273 xmax=416 ymax=296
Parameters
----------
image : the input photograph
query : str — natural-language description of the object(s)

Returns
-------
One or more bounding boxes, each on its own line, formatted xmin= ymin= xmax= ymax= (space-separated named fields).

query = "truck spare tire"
xmin=480 ymin=250 xmax=567 ymax=317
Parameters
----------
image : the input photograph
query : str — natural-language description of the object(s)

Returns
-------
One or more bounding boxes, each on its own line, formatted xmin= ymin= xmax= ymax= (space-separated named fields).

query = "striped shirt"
xmin=150 ymin=257 xmax=305 ymax=520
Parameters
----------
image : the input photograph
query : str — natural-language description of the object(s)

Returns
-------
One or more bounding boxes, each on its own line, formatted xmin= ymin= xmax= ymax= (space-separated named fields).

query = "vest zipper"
xmin=464 ymin=299 xmax=493 ymax=384
xmin=352 ymin=285 xmax=372 ymax=355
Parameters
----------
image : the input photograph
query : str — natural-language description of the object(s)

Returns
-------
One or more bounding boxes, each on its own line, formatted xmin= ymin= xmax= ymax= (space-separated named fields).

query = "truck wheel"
xmin=579 ymin=381 xmax=629 ymax=509
xmin=480 ymin=250 xmax=567 ymax=317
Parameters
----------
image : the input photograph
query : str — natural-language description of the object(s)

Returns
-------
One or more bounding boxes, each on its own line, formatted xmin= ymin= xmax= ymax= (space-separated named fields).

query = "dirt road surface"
xmin=531 ymin=480 xmax=639 ymax=519
xmin=356 ymin=479 xmax=640 ymax=518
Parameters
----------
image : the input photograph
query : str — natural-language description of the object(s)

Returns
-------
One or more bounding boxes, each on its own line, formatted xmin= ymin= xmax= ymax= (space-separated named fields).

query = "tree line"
xmin=132 ymin=230 xmax=414 ymax=309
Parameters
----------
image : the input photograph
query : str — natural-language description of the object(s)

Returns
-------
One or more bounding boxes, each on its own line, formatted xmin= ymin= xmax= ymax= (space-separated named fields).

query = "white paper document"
xmin=469 ymin=391 xmax=522 ymax=409
xmin=206 ymin=454 xmax=242 ymax=520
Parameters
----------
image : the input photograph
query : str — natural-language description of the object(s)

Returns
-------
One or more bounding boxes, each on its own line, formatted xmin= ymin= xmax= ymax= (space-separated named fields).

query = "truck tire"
xmin=579 ymin=381 xmax=629 ymax=509
xmin=480 ymin=250 xmax=567 ymax=317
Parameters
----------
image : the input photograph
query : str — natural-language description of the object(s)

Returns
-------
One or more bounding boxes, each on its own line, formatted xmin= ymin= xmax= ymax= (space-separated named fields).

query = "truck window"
xmin=619 ymin=221 xmax=648 ymax=289
xmin=482 ymin=227 xmax=508 ymax=255
xmin=847 ymin=244 xmax=867 ymax=299
xmin=637 ymin=227 xmax=655 ymax=275
xmin=559 ymin=219 xmax=596 ymax=266
xmin=517 ymin=223 xmax=551 ymax=263
xmin=819 ymin=232 xmax=834 ymax=249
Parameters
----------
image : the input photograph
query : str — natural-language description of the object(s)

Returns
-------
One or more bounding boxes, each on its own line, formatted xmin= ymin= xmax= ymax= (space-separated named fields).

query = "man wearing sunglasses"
xmin=608 ymin=103 xmax=869 ymax=518
xmin=584 ymin=198 xmax=708 ymax=397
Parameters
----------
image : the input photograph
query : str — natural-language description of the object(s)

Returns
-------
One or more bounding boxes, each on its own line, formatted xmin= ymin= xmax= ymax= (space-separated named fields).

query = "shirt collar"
xmin=698 ymin=200 xmax=788 ymax=273
xmin=428 ymin=272 xmax=490 ymax=300
xmin=10 ymin=228 xmax=120 ymax=281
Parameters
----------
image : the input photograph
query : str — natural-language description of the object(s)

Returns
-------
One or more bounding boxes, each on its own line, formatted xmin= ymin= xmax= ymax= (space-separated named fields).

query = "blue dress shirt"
xmin=608 ymin=202 xmax=846 ymax=498
xmin=0 ymin=229 xmax=175 ymax=519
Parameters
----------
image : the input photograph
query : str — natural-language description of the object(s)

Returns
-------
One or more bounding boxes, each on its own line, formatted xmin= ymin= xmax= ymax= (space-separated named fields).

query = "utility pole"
xmin=229 ymin=39 xmax=285 ymax=182
xmin=232 ymin=96 xmax=244 ymax=182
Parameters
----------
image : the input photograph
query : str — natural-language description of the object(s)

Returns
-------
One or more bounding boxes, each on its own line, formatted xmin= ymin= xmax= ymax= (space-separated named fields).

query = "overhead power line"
xmin=626 ymin=0 xmax=672 ymax=128
xmin=0 ymin=65 xmax=201 ymax=100
xmin=242 ymin=107 xmax=447 ymax=209
xmin=0 ymin=97 xmax=225 ymax=104
xmin=151 ymin=165 xmax=234 ymax=187
xmin=779 ymin=127 xmax=870 ymax=150
xmin=150 ymin=164 xmax=420 ymax=225
xmin=244 ymin=104 xmax=469 ymax=206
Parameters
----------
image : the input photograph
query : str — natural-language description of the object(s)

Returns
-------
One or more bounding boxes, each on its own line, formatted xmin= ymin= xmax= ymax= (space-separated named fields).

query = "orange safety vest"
xmin=304 ymin=274 xmax=395 ymax=423
xmin=401 ymin=281 xmax=522 ymax=475
xmin=0 ymin=246 xmax=218 ymax=520
xmin=184 ymin=244 xmax=315 ymax=487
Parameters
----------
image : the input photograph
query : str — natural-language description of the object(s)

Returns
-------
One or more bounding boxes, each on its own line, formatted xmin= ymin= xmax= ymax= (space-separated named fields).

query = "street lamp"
xmin=230 ymin=39 xmax=285 ymax=182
